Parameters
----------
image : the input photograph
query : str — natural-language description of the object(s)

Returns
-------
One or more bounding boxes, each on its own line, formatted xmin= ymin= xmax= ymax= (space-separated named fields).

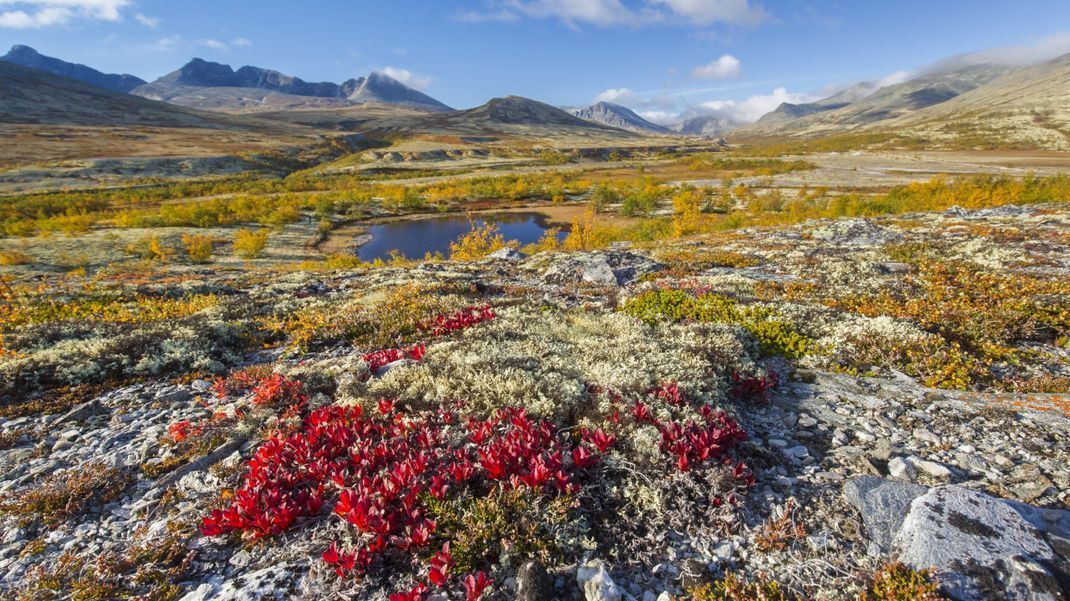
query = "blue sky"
xmin=3 ymin=0 xmax=1070 ymax=123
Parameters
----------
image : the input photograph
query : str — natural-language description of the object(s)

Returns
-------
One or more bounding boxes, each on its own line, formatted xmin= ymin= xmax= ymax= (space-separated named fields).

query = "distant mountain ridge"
xmin=0 ymin=44 xmax=146 ymax=93
xmin=134 ymin=58 xmax=452 ymax=112
xmin=569 ymin=102 xmax=671 ymax=134
xmin=737 ymin=63 xmax=1017 ymax=138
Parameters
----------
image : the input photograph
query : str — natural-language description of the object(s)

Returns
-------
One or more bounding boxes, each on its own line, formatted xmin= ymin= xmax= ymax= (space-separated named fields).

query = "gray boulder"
xmin=893 ymin=486 xmax=1070 ymax=600
xmin=843 ymin=476 xmax=928 ymax=555
xmin=516 ymin=560 xmax=555 ymax=601
xmin=542 ymin=251 xmax=662 ymax=287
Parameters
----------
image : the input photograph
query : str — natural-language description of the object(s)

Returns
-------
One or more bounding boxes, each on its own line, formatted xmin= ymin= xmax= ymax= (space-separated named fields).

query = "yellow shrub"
xmin=672 ymin=188 xmax=705 ymax=237
xmin=125 ymin=235 xmax=175 ymax=263
xmin=181 ymin=234 xmax=216 ymax=264
xmin=0 ymin=250 xmax=33 ymax=266
xmin=233 ymin=228 xmax=269 ymax=259
xmin=563 ymin=209 xmax=615 ymax=251
xmin=521 ymin=227 xmax=562 ymax=255
xmin=449 ymin=221 xmax=511 ymax=261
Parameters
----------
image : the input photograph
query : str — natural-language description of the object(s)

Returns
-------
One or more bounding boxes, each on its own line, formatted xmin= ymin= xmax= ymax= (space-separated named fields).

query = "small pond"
xmin=356 ymin=212 xmax=565 ymax=262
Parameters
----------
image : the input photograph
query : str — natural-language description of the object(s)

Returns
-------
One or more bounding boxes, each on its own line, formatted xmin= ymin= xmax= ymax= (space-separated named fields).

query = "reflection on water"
xmin=356 ymin=212 xmax=565 ymax=262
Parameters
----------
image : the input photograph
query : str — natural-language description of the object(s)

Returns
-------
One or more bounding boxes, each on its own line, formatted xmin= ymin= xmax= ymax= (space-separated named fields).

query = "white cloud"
xmin=194 ymin=38 xmax=229 ymax=52
xmin=0 ymin=0 xmax=131 ymax=28
xmin=595 ymin=87 xmax=636 ymax=103
xmin=133 ymin=12 xmax=156 ymax=27
xmin=147 ymin=34 xmax=180 ymax=52
xmin=691 ymin=54 xmax=741 ymax=80
xmin=700 ymin=86 xmax=817 ymax=123
xmin=380 ymin=66 xmax=433 ymax=91
xmin=637 ymin=110 xmax=679 ymax=125
xmin=649 ymin=0 xmax=766 ymax=26
xmin=875 ymin=70 xmax=910 ymax=88
xmin=230 ymin=37 xmax=252 ymax=48
xmin=923 ymin=31 xmax=1070 ymax=74
xmin=461 ymin=0 xmax=767 ymax=28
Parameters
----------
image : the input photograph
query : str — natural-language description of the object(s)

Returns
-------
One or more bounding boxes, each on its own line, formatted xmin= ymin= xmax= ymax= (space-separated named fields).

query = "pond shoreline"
xmin=315 ymin=201 xmax=583 ymax=257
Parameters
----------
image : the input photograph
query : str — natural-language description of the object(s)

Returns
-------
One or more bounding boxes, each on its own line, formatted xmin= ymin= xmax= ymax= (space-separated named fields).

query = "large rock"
xmin=542 ymin=251 xmax=662 ymax=287
xmin=843 ymin=476 xmax=928 ymax=555
xmin=516 ymin=560 xmax=556 ymax=601
xmin=809 ymin=218 xmax=902 ymax=247
xmin=893 ymin=486 xmax=1070 ymax=600
xmin=179 ymin=564 xmax=297 ymax=600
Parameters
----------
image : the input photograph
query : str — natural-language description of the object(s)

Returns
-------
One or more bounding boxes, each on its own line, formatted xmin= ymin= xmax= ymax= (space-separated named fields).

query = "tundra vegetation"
xmin=1 ymin=143 xmax=1068 ymax=601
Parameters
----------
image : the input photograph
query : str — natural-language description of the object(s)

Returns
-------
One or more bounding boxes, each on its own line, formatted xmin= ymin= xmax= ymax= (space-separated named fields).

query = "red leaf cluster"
xmin=362 ymin=345 xmax=427 ymax=372
xmin=201 ymin=402 xmax=602 ymax=595
xmin=729 ymin=370 xmax=779 ymax=406
xmin=423 ymin=305 xmax=496 ymax=337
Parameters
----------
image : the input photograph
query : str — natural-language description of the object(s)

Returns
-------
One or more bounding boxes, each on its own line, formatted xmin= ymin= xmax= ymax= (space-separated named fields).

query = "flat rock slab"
xmin=893 ymin=486 xmax=1070 ymax=600
xmin=843 ymin=475 xmax=928 ymax=555
xmin=542 ymin=251 xmax=662 ymax=287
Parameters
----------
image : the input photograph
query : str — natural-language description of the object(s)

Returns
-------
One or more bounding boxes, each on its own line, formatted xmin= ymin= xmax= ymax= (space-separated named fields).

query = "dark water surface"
xmin=356 ymin=212 xmax=565 ymax=262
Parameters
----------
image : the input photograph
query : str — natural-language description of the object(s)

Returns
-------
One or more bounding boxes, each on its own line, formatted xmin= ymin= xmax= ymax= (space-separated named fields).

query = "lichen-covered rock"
xmin=843 ymin=476 xmax=928 ymax=555
xmin=540 ymin=251 xmax=662 ymax=287
xmin=179 ymin=563 xmax=299 ymax=600
xmin=893 ymin=486 xmax=1070 ymax=600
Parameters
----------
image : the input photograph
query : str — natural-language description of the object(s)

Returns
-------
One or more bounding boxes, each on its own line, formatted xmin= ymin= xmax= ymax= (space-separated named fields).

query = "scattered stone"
xmin=887 ymin=457 xmax=915 ymax=481
xmin=577 ymin=561 xmax=624 ymax=601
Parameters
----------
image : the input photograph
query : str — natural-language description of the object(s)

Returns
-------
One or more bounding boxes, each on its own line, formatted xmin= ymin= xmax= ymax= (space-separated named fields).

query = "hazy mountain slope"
xmin=673 ymin=115 xmax=736 ymax=137
xmin=570 ymin=102 xmax=671 ymax=134
xmin=737 ymin=64 xmax=1016 ymax=137
xmin=885 ymin=53 xmax=1070 ymax=149
xmin=755 ymin=82 xmax=874 ymax=127
xmin=134 ymin=59 xmax=452 ymax=112
xmin=0 ymin=62 xmax=317 ymax=167
xmin=0 ymin=45 xmax=145 ymax=93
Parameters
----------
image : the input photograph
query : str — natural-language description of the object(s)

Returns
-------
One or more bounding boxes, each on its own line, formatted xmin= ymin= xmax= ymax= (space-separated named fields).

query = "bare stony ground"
xmin=0 ymin=203 xmax=1068 ymax=600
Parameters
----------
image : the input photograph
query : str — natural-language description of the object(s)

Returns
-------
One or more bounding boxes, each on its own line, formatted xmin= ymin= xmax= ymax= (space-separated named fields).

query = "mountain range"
xmin=133 ymin=59 xmax=453 ymax=112
xmin=1 ymin=46 xmax=452 ymax=113
xmin=1 ymin=44 xmax=146 ymax=93
xmin=739 ymin=63 xmax=1017 ymax=138
xmin=3 ymin=44 xmax=1070 ymax=150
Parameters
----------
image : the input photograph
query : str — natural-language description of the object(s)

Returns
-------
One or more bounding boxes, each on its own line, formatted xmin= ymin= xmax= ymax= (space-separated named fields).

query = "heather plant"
xmin=859 ymin=563 xmax=943 ymax=601
xmin=816 ymin=260 xmax=1070 ymax=390
xmin=0 ymin=463 xmax=129 ymax=527
xmin=688 ymin=572 xmax=788 ymax=601
xmin=272 ymin=284 xmax=479 ymax=351
xmin=17 ymin=532 xmax=193 ymax=601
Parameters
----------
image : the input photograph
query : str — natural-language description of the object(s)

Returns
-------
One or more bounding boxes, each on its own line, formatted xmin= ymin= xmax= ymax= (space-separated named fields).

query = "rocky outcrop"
xmin=540 ymin=250 xmax=663 ymax=286
xmin=847 ymin=478 xmax=1070 ymax=600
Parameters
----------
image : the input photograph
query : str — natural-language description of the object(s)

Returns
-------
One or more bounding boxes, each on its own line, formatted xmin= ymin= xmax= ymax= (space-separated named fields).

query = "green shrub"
xmin=620 ymin=289 xmax=814 ymax=358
